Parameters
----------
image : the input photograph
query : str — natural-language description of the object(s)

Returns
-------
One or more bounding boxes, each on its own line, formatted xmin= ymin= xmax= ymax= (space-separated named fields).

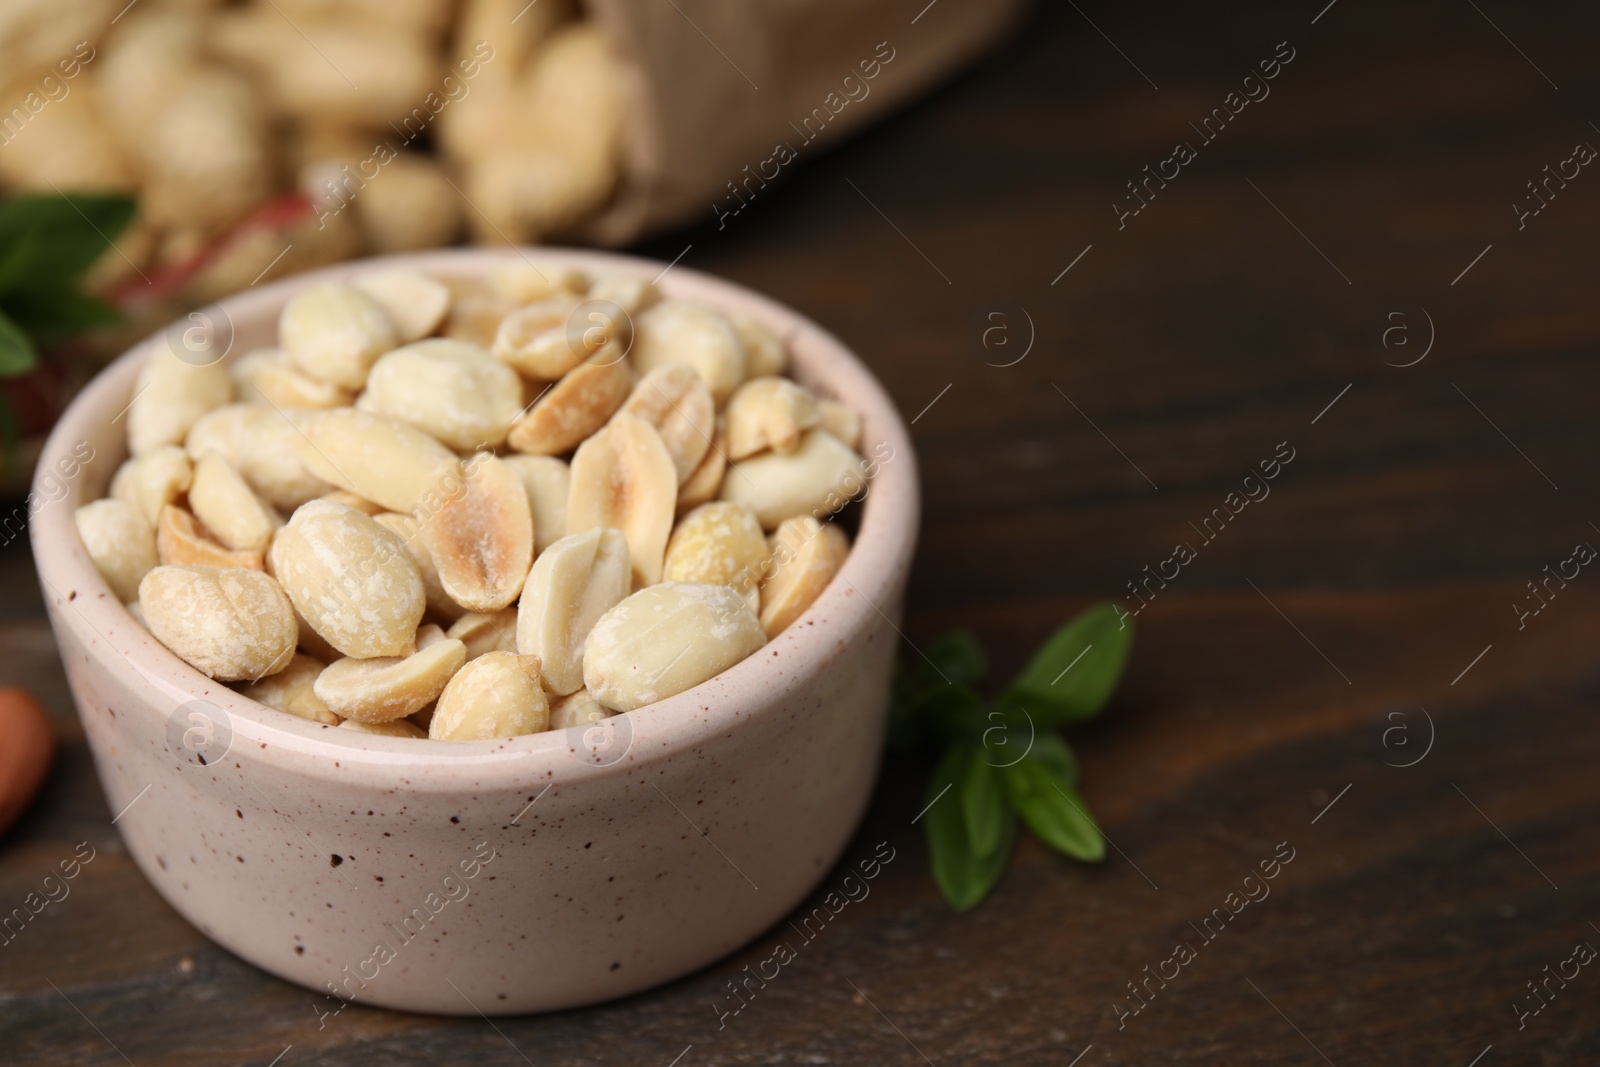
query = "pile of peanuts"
xmin=1 ymin=0 xmax=624 ymax=298
xmin=74 ymin=264 xmax=872 ymax=740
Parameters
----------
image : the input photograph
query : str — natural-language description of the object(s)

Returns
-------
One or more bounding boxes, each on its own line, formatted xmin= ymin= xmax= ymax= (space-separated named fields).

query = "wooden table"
xmin=5 ymin=0 xmax=1600 ymax=1062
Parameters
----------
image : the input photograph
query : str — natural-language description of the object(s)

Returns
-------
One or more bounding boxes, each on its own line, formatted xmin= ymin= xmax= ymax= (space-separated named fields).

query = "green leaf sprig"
xmin=0 ymin=193 xmax=135 ymax=378
xmin=891 ymin=603 xmax=1133 ymax=910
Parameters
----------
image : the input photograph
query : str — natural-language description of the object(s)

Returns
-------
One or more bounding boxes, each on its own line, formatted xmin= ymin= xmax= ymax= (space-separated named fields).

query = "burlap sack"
xmin=581 ymin=0 xmax=1028 ymax=243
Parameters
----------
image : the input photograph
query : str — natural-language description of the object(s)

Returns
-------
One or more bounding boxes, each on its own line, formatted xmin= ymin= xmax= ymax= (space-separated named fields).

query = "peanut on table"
xmin=76 ymin=268 xmax=868 ymax=741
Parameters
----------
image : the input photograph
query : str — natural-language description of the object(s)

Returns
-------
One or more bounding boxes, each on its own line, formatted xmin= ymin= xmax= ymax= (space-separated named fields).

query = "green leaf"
xmin=888 ymin=677 xmax=983 ymax=750
xmin=0 ymin=194 xmax=136 ymax=290
xmin=1023 ymin=733 xmax=1080 ymax=789
xmin=924 ymin=744 xmax=1016 ymax=909
xmin=925 ymin=629 xmax=988 ymax=686
xmin=998 ymin=602 xmax=1133 ymax=726
xmin=1 ymin=286 xmax=121 ymax=345
xmin=0 ymin=308 xmax=36 ymax=377
xmin=1002 ymin=758 xmax=1105 ymax=862
xmin=893 ymin=629 xmax=987 ymax=711
xmin=959 ymin=749 xmax=1006 ymax=858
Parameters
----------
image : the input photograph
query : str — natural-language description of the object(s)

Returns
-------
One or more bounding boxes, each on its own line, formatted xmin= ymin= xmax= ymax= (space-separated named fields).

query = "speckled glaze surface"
xmin=30 ymin=248 xmax=919 ymax=1016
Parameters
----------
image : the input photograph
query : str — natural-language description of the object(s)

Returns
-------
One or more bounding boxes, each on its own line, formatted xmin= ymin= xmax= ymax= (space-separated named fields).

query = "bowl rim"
xmin=31 ymin=246 xmax=919 ymax=788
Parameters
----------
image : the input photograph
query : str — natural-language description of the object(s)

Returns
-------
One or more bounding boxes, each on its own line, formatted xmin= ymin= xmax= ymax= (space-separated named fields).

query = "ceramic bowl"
xmin=30 ymin=247 xmax=918 ymax=1015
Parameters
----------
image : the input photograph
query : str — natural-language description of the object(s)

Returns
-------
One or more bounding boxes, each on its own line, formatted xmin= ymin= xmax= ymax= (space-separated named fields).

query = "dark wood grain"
xmin=6 ymin=0 xmax=1600 ymax=1062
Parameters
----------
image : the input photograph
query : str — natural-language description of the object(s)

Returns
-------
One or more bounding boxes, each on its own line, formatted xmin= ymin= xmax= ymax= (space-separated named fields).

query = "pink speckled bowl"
xmin=30 ymin=248 xmax=918 ymax=1015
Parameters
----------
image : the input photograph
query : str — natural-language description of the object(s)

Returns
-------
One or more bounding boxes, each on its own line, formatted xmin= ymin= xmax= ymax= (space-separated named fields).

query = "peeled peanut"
xmin=352 ymin=269 xmax=451 ymax=343
xmin=236 ymin=653 xmax=338 ymax=725
xmin=587 ymin=275 xmax=659 ymax=316
xmin=446 ymin=609 xmax=519 ymax=660
xmin=615 ymin=363 xmax=714 ymax=482
xmin=817 ymin=399 xmax=862 ymax=450
xmin=292 ymin=409 xmax=458 ymax=513
xmin=760 ymin=517 xmax=850 ymax=637
xmin=339 ymin=718 xmax=426 ymax=738
xmin=231 ymin=348 xmax=354 ymax=410
xmin=460 ymin=25 xmax=624 ymax=243
xmin=419 ymin=454 xmax=532 ymax=612
xmin=729 ymin=313 xmax=787 ymax=378
xmin=372 ymin=511 xmax=460 ymax=622
xmin=314 ymin=639 xmax=467 ymax=723
xmin=663 ymin=503 xmax=767 ymax=607
xmin=548 ymin=687 xmax=612 ymax=730
xmin=507 ymin=357 xmax=631 ymax=455
xmin=491 ymin=295 xmax=586 ymax=379
xmin=567 ymin=415 xmax=677 ymax=586
xmin=353 ymin=153 xmax=465 ymax=254
xmin=414 ymin=622 xmax=449 ymax=650
xmin=319 ymin=490 xmax=384 ymax=515
xmin=139 ymin=565 xmax=297 ymax=681
xmin=188 ymin=452 xmax=282 ymax=553
xmin=677 ymin=417 xmax=728 ymax=514
xmin=517 ymin=529 xmax=630 ymax=696
xmin=358 ymin=339 xmax=525 ymax=450
xmin=430 ymin=652 xmax=549 ymax=740
xmin=75 ymin=500 xmax=158 ymax=602
xmin=502 ymin=455 xmax=569 ymax=553
xmin=583 ymin=583 xmax=766 ymax=712
xmin=113 ymin=445 xmax=191 ymax=527
xmin=279 ymin=282 xmax=397 ymax=390
xmin=158 ymin=506 xmax=264 ymax=570
xmin=490 ymin=262 xmax=587 ymax=305
xmin=269 ymin=500 xmax=426 ymax=658
xmin=127 ymin=348 xmax=233 ymax=457
xmin=441 ymin=276 xmax=517 ymax=348
xmin=187 ymin=405 xmax=331 ymax=510
xmin=725 ymin=377 xmax=822 ymax=459
xmin=721 ymin=430 xmax=868 ymax=529
xmin=631 ymin=301 xmax=746 ymax=406
xmin=0 ymin=73 xmax=133 ymax=192
xmin=137 ymin=69 xmax=274 ymax=233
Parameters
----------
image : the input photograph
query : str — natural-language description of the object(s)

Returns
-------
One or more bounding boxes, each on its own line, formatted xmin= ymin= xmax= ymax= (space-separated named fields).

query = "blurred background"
xmin=6 ymin=0 xmax=1600 ymax=1062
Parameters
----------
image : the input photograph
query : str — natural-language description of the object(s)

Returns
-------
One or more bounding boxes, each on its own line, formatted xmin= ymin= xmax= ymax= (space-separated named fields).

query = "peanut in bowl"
xmin=30 ymin=247 xmax=918 ymax=1015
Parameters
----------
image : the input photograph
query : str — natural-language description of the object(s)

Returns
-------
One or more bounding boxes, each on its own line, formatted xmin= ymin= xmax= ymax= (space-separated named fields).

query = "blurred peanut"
xmin=230 ymin=349 xmax=354 ymax=410
xmin=352 ymin=269 xmax=452 ymax=344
